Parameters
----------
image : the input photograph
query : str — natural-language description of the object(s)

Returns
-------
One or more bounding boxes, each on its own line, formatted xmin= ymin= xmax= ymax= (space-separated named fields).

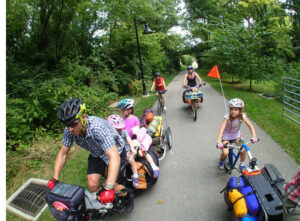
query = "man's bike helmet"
xmin=107 ymin=114 xmax=125 ymax=129
xmin=155 ymin=72 xmax=161 ymax=77
xmin=57 ymin=98 xmax=86 ymax=125
xmin=187 ymin=65 xmax=193 ymax=70
xmin=117 ymin=99 xmax=135 ymax=109
xmin=228 ymin=98 xmax=244 ymax=108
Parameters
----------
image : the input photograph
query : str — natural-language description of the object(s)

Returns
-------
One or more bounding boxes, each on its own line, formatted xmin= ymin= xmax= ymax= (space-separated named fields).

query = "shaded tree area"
xmin=183 ymin=0 xmax=299 ymax=89
xmin=6 ymin=0 xmax=183 ymax=150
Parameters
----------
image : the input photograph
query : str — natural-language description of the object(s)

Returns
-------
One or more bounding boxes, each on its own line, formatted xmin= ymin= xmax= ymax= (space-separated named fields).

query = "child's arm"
xmin=217 ymin=119 xmax=228 ymax=143
xmin=150 ymin=81 xmax=155 ymax=92
xmin=243 ymin=117 xmax=257 ymax=139
xmin=126 ymin=136 xmax=137 ymax=155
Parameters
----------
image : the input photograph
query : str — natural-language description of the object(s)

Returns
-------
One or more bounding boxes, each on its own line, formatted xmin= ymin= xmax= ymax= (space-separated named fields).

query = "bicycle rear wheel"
xmin=165 ymin=127 xmax=172 ymax=149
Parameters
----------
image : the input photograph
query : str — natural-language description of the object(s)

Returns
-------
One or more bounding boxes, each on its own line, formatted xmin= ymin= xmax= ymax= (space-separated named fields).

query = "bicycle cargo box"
xmin=245 ymin=172 xmax=284 ymax=220
xmin=186 ymin=91 xmax=202 ymax=100
xmin=261 ymin=164 xmax=285 ymax=198
xmin=46 ymin=182 xmax=85 ymax=220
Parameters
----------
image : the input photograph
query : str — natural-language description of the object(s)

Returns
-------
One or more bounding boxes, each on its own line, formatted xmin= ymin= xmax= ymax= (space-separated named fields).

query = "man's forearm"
xmin=106 ymin=153 xmax=120 ymax=186
xmin=53 ymin=149 xmax=68 ymax=180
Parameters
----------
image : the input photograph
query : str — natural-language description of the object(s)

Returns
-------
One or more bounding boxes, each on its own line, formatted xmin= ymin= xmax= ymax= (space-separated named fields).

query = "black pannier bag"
xmin=46 ymin=182 xmax=85 ymax=221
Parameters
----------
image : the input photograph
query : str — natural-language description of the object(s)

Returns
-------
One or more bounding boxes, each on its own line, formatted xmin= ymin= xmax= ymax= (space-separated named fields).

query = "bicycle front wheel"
xmin=193 ymin=101 xmax=197 ymax=121
xmin=157 ymin=99 xmax=162 ymax=116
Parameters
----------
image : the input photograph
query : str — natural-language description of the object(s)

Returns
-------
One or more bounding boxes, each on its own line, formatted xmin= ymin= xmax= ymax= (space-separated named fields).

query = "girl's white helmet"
xmin=117 ymin=99 xmax=135 ymax=109
xmin=228 ymin=98 xmax=244 ymax=108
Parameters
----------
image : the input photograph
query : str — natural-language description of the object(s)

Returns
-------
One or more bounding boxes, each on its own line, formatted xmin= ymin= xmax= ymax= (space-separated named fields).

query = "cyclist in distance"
xmin=150 ymin=72 xmax=167 ymax=111
xmin=216 ymin=98 xmax=258 ymax=172
xmin=182 ymin=65 xmax=203 ymax=108
xmin=48 ymin=98 xmax=134 ymax=213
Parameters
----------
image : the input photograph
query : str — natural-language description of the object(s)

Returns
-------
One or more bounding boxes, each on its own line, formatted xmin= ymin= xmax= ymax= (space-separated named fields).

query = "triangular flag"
xmin=207 ymin=65 xmax=220 ymax=79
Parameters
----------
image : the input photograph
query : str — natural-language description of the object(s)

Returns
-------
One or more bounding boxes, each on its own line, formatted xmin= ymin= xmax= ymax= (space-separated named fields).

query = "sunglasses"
xmin=67 ymin=119 xmax=80 ymax=128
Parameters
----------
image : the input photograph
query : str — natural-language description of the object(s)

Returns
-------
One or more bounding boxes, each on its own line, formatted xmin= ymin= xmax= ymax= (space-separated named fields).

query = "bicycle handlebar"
xmin=149 ymin=90 xmax=167 ymax=94
xmin=223 ymin=138 xmax=259 ymax=149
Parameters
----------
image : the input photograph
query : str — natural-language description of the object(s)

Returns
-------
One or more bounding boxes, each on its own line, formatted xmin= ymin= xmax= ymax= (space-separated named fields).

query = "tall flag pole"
xmin=207 ymin=65 xmax=228 ymax=114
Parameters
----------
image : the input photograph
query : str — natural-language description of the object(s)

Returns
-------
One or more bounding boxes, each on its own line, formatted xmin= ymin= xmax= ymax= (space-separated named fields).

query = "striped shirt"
xmin=62 ymin=115 xmax=125 ymax=165
xmin=284 ymin=170 xmax=300 ymax=207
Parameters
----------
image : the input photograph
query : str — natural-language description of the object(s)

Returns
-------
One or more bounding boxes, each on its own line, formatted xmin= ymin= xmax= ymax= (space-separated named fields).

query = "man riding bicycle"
xmin=182 ymin=65 xmax=203 ymax=108
xmin=48 ymin=98 xmax=134 ymax=213
xmin=150 ymin=71 xmax=167 ymax=111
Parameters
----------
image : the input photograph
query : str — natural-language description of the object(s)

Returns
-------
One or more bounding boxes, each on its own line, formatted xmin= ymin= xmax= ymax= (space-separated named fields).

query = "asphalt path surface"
xmin=109 ymin=71 xmax=299 ymax=221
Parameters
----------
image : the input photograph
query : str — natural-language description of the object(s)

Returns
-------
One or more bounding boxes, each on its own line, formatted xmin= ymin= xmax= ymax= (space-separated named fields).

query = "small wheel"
xmin=193 ymin=102 xmax=197 ymax=121
xmin=165 ymin=127 xmax=172 ymax=149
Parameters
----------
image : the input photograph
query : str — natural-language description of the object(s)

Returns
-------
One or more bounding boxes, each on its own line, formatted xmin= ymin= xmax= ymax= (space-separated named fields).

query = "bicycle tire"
xmin=157 ymin=98 xmax=162 ymax=116
xmin=193 ymin=101 xmax=197 ymax=121
xmin=166 ymin=127 xmax=172 ymax=149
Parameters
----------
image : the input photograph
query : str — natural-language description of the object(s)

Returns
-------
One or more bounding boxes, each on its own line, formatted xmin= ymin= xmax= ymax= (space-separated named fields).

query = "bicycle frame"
xmin=225 ymin=141 xmax=259 ymax=175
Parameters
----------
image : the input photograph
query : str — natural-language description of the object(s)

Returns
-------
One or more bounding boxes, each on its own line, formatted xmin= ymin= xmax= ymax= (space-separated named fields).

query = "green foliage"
xmin=181 ymin=54 xmax=194 ymax=66
xmin=6 ymin=0 xmax=181 ymax=153
xmin=185 ymin=0 xmax=295 ymax=89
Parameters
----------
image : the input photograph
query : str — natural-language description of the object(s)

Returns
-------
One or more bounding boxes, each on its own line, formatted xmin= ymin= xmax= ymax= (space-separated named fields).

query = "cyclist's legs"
xmin=87 ymin=174 xmax=102 ymax=193
xmin=220 ymin=140 xmax=229 ymax=161
xmin=234 ymin=137 xmax=246 ymax=162
xmin=161 ymin=93 xmax=166 ymax=106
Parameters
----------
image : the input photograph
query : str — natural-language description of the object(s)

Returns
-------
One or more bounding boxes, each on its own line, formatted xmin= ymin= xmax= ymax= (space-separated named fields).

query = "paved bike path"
xmin=109 ymin=71 xmax=299 ymax=221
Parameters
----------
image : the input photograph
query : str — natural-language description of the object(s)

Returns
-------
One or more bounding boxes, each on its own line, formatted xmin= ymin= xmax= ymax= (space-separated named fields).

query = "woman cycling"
xmin=150 ymin=72 xmax=167 ymax=111
xmin=182 ymin=65 xmax=203 ymax=107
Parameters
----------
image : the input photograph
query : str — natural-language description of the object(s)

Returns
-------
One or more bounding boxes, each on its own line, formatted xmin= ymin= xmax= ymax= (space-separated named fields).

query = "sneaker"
xmin=163 ymin=106 xmax=167 ymax=111
xmin=219 ymin=161 xmax=224 ymax=170
xmin=153 ymin=169 xmax=160 ymax=178
xmin=124 ymin=190 xmax=134 ymax=214
xmin=132 ymin=177 xmax=139 ymax=188
xmin=239 ymin=164 xmax=247 ymax=173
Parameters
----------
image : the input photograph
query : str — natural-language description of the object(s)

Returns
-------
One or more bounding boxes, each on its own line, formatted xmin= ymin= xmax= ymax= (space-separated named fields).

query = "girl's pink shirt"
xmin=123 ymin=115 xmax=140 ymax=138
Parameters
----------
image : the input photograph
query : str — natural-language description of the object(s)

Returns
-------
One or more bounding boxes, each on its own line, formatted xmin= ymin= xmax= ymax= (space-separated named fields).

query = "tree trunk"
xmin=250 ymin=66 xmax=252 ymax=91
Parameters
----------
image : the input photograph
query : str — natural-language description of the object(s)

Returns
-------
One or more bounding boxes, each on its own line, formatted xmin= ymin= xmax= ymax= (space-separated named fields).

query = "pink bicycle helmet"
xmin=107 ymin=114 xmax=125 ymax=129
xmin=228 ymin=98 xmax=244 ymax=108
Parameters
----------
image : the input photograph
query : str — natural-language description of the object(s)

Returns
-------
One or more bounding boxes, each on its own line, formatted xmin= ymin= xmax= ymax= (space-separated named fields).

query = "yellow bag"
xmin=228 ymin=189 xmax=248 ymax=218
xmin=148 ymin=116 xmax=162 ymax=137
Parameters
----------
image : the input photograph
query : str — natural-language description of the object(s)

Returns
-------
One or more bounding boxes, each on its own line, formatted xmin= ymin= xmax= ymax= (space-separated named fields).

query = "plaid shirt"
xmin=62 ymin=115 xmax=125 ymax=165
xmin=284 ymin=170 xmax=300 ymax=207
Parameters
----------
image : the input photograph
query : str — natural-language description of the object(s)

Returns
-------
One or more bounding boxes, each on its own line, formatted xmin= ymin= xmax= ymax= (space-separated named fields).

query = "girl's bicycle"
xmin=220 ymin=138 xmax=260 ymax=175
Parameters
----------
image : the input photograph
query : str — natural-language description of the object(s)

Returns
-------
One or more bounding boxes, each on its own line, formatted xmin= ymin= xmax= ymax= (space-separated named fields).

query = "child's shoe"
xmin=239 ymin=163 xmax=246 ymax=173
xmin=218 ymin=161 xmax=224 ymax=170
xmin=153 ymin=168 xmax=160 ymax=178
xmin=132 ymin=176 xmax=139 ymax=188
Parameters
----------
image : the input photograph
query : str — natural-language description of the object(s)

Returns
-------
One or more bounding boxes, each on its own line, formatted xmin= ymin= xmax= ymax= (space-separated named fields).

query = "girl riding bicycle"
xmin=108 ymin=114 xmax=139 ymax=188
xmin=216 ymin=98 xmax=258 ymax=172
xmin=150 ymin=72 xmax=167 ymax=111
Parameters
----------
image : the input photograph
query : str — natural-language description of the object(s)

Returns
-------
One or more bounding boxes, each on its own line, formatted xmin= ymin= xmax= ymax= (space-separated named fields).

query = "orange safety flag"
xmin=207 ymin=65 xmax=220 ymax=79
